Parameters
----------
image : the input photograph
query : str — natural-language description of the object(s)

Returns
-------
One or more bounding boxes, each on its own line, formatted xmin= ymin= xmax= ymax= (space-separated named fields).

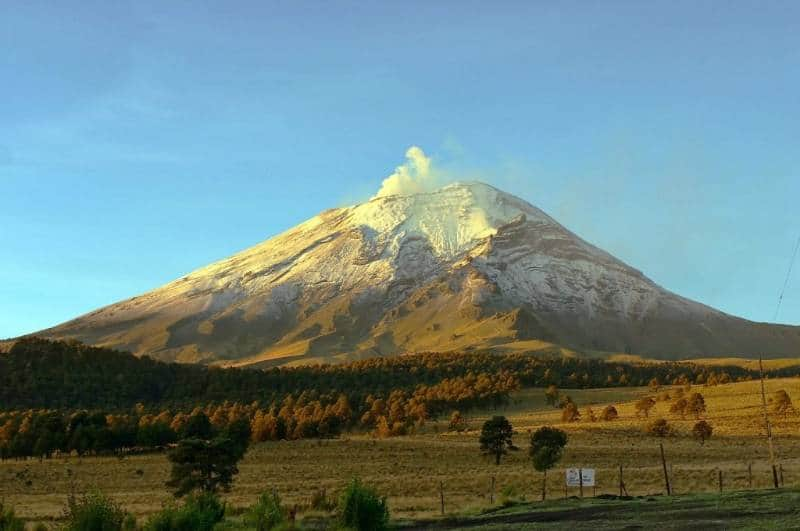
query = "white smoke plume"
xmin=374 ymin=146 xmax=439 ymax=198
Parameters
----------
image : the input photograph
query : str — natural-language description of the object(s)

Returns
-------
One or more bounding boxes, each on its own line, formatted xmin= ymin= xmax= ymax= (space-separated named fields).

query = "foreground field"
xmin=400 ymin=488 xmax=800 ymax=529
xmin=2 ymin=377 xmax=800 ymax=526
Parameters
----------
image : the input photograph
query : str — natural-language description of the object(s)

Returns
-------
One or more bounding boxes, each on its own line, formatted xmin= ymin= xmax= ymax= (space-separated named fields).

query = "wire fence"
xmin=431 ymin=460 xmax=800 ymax=515
xmin=554 ymin=462 xmax=793 ymax=498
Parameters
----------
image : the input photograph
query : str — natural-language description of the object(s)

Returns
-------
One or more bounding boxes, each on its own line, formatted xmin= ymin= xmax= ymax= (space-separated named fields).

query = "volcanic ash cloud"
xmin=374 ymin=146 xmax=439 ymax=198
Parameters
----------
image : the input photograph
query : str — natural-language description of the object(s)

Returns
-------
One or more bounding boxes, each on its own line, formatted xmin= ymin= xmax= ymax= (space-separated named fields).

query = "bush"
xmin=244 ymin=491 xmax=286 ymax=530
xmin=599 ymin=405 xmax=618 ymax=421
xmin=310 ymin=488 xmax=336 ymax=512
xmin=670 ymin=397 xmax=688 ymax=418
xmin=499 ymin=484 xmax=520 ymax=507
xmin=544 ymin=385 xmax=559 ymax=407
xmin=685 ymin=392 xmax=706 ymax=419
xmin=0 ymin=500 xmax=25 ymax=531
xmin=560 ymin=402 xmax=580 ymax=423
xmin=62 ymin=491 xmax=130 ymax=531
xmin=772 ymin=390 xmax=793 ymax=416
xmin=144 ymin=492 xmax=225 ymax=531
xmin=338 ymin=478 xmax=389 ymax=531
xmin=447 ymin=411 xmax=468 ymax=432
xmin=635 ymin=397 xmax=656 ymax=417
xmin=645 ymin=418 xmax=673 ymax=438
xmin=692 ymin=420 xmax=713 ymax=445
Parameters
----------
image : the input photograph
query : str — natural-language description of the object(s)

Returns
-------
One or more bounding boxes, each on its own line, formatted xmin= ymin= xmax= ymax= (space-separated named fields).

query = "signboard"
xmin=565 ymin=468 xmax=595 ymax=487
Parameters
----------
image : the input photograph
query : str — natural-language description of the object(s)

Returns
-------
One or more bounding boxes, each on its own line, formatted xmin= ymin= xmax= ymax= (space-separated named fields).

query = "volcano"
xmin=32 ymin=181 xmax=800 ymax=366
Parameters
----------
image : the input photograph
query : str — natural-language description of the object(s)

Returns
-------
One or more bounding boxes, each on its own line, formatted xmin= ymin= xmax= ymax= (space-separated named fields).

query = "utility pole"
xmin=759 ymin=357 xmax=779 ymax=488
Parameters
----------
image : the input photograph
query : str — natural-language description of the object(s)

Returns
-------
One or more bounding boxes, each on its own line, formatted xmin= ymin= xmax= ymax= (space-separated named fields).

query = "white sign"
xmin=565 ymin=468 xmax=595 ymax=487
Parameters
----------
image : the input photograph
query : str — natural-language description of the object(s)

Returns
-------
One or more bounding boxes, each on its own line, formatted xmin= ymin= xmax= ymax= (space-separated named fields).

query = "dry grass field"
xmin=3 ymin=377 xmax=800 ymax=526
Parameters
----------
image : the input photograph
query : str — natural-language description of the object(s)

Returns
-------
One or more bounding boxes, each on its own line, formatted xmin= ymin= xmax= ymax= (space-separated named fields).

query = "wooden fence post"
xmin=718 ymin=469 xmax=723 ymax=493
xmin=780 ymin=464 xmax=784 ymax=487
xmin=579 ymin=468 xmax=584 ymax=498
xmin=748 ymin=463 xmax=753 ymax=489
xmin=490 ymin=476 xmax=495 ymax=504
xmin=660 ymin=443 xmax=671 ymax=495
xmin=619 ymin=464 xmax=623 ymax=497
xmin=439 ymin=481 xmax=445 ymax=515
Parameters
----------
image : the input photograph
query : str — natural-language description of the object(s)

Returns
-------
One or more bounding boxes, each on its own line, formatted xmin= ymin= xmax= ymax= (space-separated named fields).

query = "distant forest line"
xmin=2 ymin=338 xmax=799 ymax=460
xmin=3 ymin=337 xmax=798 ymax=412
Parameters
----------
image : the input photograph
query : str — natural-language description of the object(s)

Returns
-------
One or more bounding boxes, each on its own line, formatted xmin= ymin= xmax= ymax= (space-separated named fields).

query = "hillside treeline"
xmin=0 ymin=337 xmax=773 ymax=412
xmin=0 ymin=370 xmax=517 ymax=459
xmin=1 ymin=337 xmax=792 ymax=459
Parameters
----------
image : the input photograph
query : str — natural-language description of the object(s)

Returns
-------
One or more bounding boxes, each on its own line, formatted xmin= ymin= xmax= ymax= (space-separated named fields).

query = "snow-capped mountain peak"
xmin=350 ymin=181 xmax=551 ymax=259
xmin=35 ymin=180 xmax=800 ymax=366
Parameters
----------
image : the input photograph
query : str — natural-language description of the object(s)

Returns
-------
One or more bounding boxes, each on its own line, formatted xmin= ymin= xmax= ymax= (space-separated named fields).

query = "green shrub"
xmin=338 ymin=478 xmax=389 ymax=531
xmin=123 ymin=515 xmax=137 ymax=530
xmin=0 ymin=500 xmax=25 ymax=531
xmin=143 ymin=508 xmax=177 ymax=531
xmin=499 ymin=484 xmax=520 ymax=507
xmin=244 ymin=491 xmax=286 ymax=530
xmin=62 ymin=491 xmax=129 ymax=531
xmin=309 ymin=488 xmax=335 ymax=512
xmin=144 ymin=492 xmax=225 ymax=531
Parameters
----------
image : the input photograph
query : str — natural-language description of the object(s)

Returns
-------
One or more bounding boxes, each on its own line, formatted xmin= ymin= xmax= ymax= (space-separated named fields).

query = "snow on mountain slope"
xmin=34 ymin=181 xmax=800 ymax=366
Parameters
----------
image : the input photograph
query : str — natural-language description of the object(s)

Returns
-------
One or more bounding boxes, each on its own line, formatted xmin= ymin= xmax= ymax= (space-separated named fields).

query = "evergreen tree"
xmin=166 ymin=435 xmax=247 ymax=497
xmin=181 ymin=413 xmax=214 ymax=440
xmin=529 ymin=427 xmax=567 ymax=500
xmin=479 ymin=416 xmax=516 ymax=465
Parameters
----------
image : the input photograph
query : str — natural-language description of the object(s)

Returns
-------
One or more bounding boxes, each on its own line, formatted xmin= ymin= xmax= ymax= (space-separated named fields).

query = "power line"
xmin=773 ymin=233 xmax=800 ymax=322
xmin=758 ymin=231 xmax=800 ymax=490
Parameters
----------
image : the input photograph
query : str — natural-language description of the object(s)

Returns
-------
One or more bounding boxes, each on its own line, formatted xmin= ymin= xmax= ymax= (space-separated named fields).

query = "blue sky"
xmin=2 ymin=1 xmax=799 ymax=338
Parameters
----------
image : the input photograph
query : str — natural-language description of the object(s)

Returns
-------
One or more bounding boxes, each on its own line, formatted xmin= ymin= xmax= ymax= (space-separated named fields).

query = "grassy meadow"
xmin=2 ymin=377 xmax=800 ymax=526
xmin=397 ymin=488 xmax=800 ymax=529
